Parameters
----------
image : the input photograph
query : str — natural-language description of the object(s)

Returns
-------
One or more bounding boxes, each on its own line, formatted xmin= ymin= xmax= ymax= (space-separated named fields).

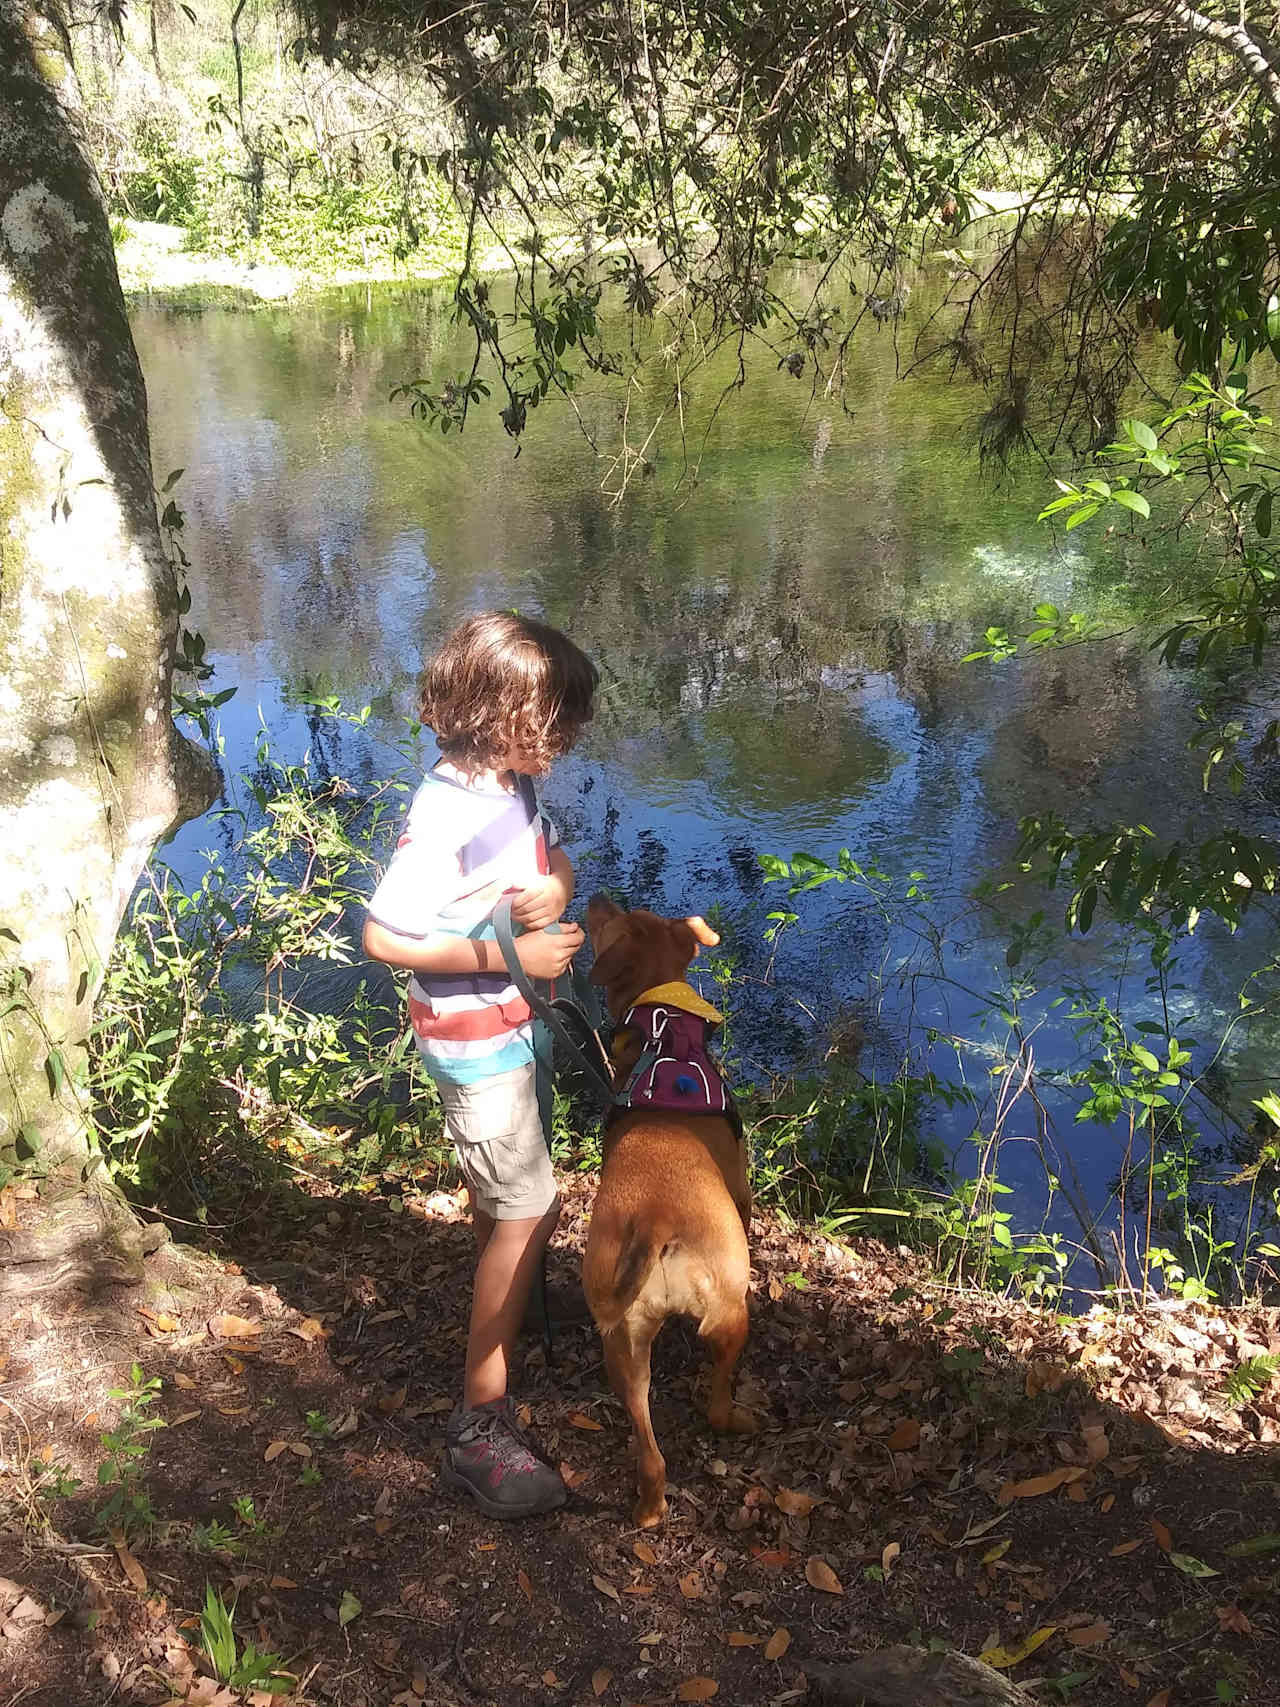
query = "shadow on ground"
xmin=2 ymin=1164 xmax=1278 ymax=1707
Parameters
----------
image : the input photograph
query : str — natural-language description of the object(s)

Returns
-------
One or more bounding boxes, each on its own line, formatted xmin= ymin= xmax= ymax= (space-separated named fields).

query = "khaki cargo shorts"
xmin=436 ymin=1063 xmax=558 ymax=1221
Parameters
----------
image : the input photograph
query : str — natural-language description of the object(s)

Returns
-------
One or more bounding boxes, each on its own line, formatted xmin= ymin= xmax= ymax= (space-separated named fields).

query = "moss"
xmin=0 ymin=382 xmax=38 ymax=595
xmin=32 ymin=48 xmax=67 ymax=88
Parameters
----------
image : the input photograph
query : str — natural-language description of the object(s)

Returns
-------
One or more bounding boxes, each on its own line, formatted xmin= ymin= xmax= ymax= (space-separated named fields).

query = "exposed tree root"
xmin=0 ymin=1183 xmax=167 ymax=1298
xmin=805 ymin=1648 xmax=1037 ymax=1707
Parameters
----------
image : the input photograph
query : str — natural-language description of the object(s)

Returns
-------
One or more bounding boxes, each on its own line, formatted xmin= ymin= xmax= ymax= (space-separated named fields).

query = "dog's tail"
xmin=591 ymin=1215 xmax=676 ymax=1333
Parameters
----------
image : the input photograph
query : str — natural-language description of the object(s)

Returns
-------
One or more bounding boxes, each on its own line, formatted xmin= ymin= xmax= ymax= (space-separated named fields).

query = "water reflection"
xmin=131 ymin=275 xmax=1278 ymax=1263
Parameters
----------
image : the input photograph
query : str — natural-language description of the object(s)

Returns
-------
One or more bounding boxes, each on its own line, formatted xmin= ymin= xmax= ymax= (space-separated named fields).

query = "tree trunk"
xmin=0 ymin=3 xmax=218 ymax=1286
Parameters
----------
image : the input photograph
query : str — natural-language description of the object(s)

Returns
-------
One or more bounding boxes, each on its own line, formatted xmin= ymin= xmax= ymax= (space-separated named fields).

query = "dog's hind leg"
xmin=701 ymin=1298 xmax=757 ymax=1435
xmin=602 ymin=1315 xmax=667 ymax=1528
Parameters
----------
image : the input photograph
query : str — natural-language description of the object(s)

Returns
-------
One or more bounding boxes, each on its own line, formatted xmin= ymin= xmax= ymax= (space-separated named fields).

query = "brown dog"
xmin=583 ymin=894 xmax=756 ymax=1528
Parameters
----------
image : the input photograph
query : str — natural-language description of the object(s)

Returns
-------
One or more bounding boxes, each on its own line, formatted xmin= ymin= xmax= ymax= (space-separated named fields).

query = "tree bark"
xmin=0 ymin=3 xmax=218 ymax=1279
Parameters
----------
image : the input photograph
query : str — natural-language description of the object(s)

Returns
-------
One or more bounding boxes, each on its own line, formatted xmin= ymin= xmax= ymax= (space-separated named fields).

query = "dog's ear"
xmin=678 ymin=915 xmax=720 ymax=957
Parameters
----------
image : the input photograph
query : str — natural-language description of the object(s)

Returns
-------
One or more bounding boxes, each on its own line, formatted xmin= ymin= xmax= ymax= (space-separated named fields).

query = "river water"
xmin=129 ymin=276 xmax=1280 ymax=1287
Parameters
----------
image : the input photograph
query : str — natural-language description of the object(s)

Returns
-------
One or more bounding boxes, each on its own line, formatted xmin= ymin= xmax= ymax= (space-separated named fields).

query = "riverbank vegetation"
xmin=87 ymin=3 xmax=470 ymax=281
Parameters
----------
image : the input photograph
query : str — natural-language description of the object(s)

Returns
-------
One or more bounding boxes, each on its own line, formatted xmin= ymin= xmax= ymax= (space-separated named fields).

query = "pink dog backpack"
xmin=612 ymin=986 xmax=737 ymax=1129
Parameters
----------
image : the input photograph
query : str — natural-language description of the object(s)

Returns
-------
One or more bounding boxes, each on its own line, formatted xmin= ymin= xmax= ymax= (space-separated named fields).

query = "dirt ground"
xmin=1 ymin=1172 xmax=1278 ymax=1707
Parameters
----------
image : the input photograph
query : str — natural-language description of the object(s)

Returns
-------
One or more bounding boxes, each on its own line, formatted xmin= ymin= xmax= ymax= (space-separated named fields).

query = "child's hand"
xmin=516 ymin=923 xmax=585 ymax=981
xmin=509 ymin=874 xmax=570 ymax=932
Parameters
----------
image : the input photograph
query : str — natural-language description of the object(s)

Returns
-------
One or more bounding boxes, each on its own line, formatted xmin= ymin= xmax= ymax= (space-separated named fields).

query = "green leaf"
xmin=1126 ymin=418 xmax=1158 ymax=451
xmin=1130 ymin=1045 xmax=1161 ymax=1072
xmin=1169 ymin=1552 xmax=1219 ymax=1578
xmin=1225 ymin=1532 xmax=1280 ymax=1557
xmin=1064 ymin=502 xmax=1101 ymax=531
xmin=44 ymin=1048 xmax=65 ymax=1098
xmin=338 ymin=1589 xmax=362 ymax=1627
xmin=1110 ymin=488 xmax=1150 ymax=519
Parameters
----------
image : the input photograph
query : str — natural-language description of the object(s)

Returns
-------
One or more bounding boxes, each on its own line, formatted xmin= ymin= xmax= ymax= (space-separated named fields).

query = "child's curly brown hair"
xmin=419 ymin=611 xmax=598 ymax=776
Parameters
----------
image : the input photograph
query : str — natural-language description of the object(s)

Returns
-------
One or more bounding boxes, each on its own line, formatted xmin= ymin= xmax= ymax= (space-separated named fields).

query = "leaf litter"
xmin=2 ymin=1176 xmax=1278 ymax=1705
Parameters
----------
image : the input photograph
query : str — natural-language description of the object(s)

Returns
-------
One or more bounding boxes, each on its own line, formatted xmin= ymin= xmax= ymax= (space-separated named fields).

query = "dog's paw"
xmin=634 ymin=1496 xmax=667 ymax=1528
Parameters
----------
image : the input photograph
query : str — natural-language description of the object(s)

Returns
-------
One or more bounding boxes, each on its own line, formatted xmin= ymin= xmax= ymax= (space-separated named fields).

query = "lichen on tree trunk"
xmin=0 ymin=2 xmax=217 ymax=1279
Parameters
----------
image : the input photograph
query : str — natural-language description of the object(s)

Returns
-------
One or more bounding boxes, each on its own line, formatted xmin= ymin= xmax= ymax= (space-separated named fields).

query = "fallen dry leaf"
xmin=979 ymin=1626 xmax=1057 ymax=1669
xmin=592 ymin=1574 xmax=620 ymax=1604
xmin=208 ymin=1313 xmax=262 ymax=1339
xmin=568 ymin=1411 xmax=604 ymax=1431
xmin=517 ymin=1570 xmax=533 ymax=1603
xmin=804 ymin=1556 xmax=843 ymax=1595
xmin=269 ymin=1577 xmax=297 ymax=1590
xmin=676 ymin=1679 xmax=718 ymax=1702
xmin=287 ymin=1316 xmax=327 ymax=1342
xmin=1082 ymin=1417 xmax=1110 ymax=1463
xmin=881 ymin=1541 xmax=901 ymax=1576
xmin=1145 ymin=1693 xmax=1172 ymax=1707
xmin=1110 ymin=1539 xmax=1143 ymax=1557
xmin=112 ymin=1538 xmax=147 ymax=1594
xmin=886 ymin=1418 xmax=921 ymax=1452
xmin=775 ymin=1488 xmax=821 ymax=1517
xmin=171 ymin=1372 xmax=196 ymax=1390
xmin=264 ymin=1441 xmax=289 ymax=1463
xmin=633 ymin=1541 xmax=658 ymax=1565
xmin=138 ymin=1308 xmax=179 ymax=1333
xmin=726 ymin=1632 xmax=763 ymax=1647
xmin=1151 ymin=1518 xmax=1173 ymax=1553
xmin=1066 ymin=1619 xmax=1111 ymax=1647
xmin=1025 ymin=1360 xmax=1068 ymax=1398
xmin=169 ymin=1410 xmax=201 ymax=1427
xmin=591 ymin=1669 xmax=612 ymax=1697
xmin=996 ymin=1466 xmax=1087 ymax=1506
xmin=679 ymin=1571 xmax=705 ymax=1600
xmin=764 ymin=1628 xmax=792 ymax=1660
xmin=1216 ymin=1604 xmax=1254 ymax=1634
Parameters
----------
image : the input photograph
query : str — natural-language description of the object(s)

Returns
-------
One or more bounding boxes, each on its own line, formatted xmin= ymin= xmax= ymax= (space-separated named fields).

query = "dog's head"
xmin=586 ymin=894 xmax=720 ymax=1020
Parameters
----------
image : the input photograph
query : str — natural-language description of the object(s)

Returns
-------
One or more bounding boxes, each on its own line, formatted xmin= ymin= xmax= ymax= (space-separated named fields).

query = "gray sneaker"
xmin=442 ymin=1398 xmax=568 ymax=1519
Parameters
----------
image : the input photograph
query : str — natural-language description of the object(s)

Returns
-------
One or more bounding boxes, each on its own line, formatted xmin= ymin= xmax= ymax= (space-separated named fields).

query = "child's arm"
xmin=364 ymin=915 xmax=584 ymax=981
xmin=508 ymin=845 xmax=575 ymax=932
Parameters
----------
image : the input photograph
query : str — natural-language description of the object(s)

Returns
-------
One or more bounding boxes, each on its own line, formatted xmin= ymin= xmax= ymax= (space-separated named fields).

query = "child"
xmin=364 ymin=610 xmax=598 ymax=1518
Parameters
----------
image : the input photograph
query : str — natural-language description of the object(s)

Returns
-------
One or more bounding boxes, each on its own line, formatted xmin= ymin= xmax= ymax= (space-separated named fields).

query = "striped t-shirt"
xmin=367 ymin=763 xmax=559 ymax=1084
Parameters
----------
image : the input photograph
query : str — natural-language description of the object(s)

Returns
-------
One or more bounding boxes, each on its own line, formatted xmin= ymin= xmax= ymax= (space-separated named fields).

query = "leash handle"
xmin=491 ymin=897 xmax=616 ymax=1104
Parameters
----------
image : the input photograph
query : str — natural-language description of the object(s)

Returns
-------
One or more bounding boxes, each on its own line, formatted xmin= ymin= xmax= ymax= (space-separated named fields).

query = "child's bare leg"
xmin=464 ymin=1197 xmax=560 ymax=1408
